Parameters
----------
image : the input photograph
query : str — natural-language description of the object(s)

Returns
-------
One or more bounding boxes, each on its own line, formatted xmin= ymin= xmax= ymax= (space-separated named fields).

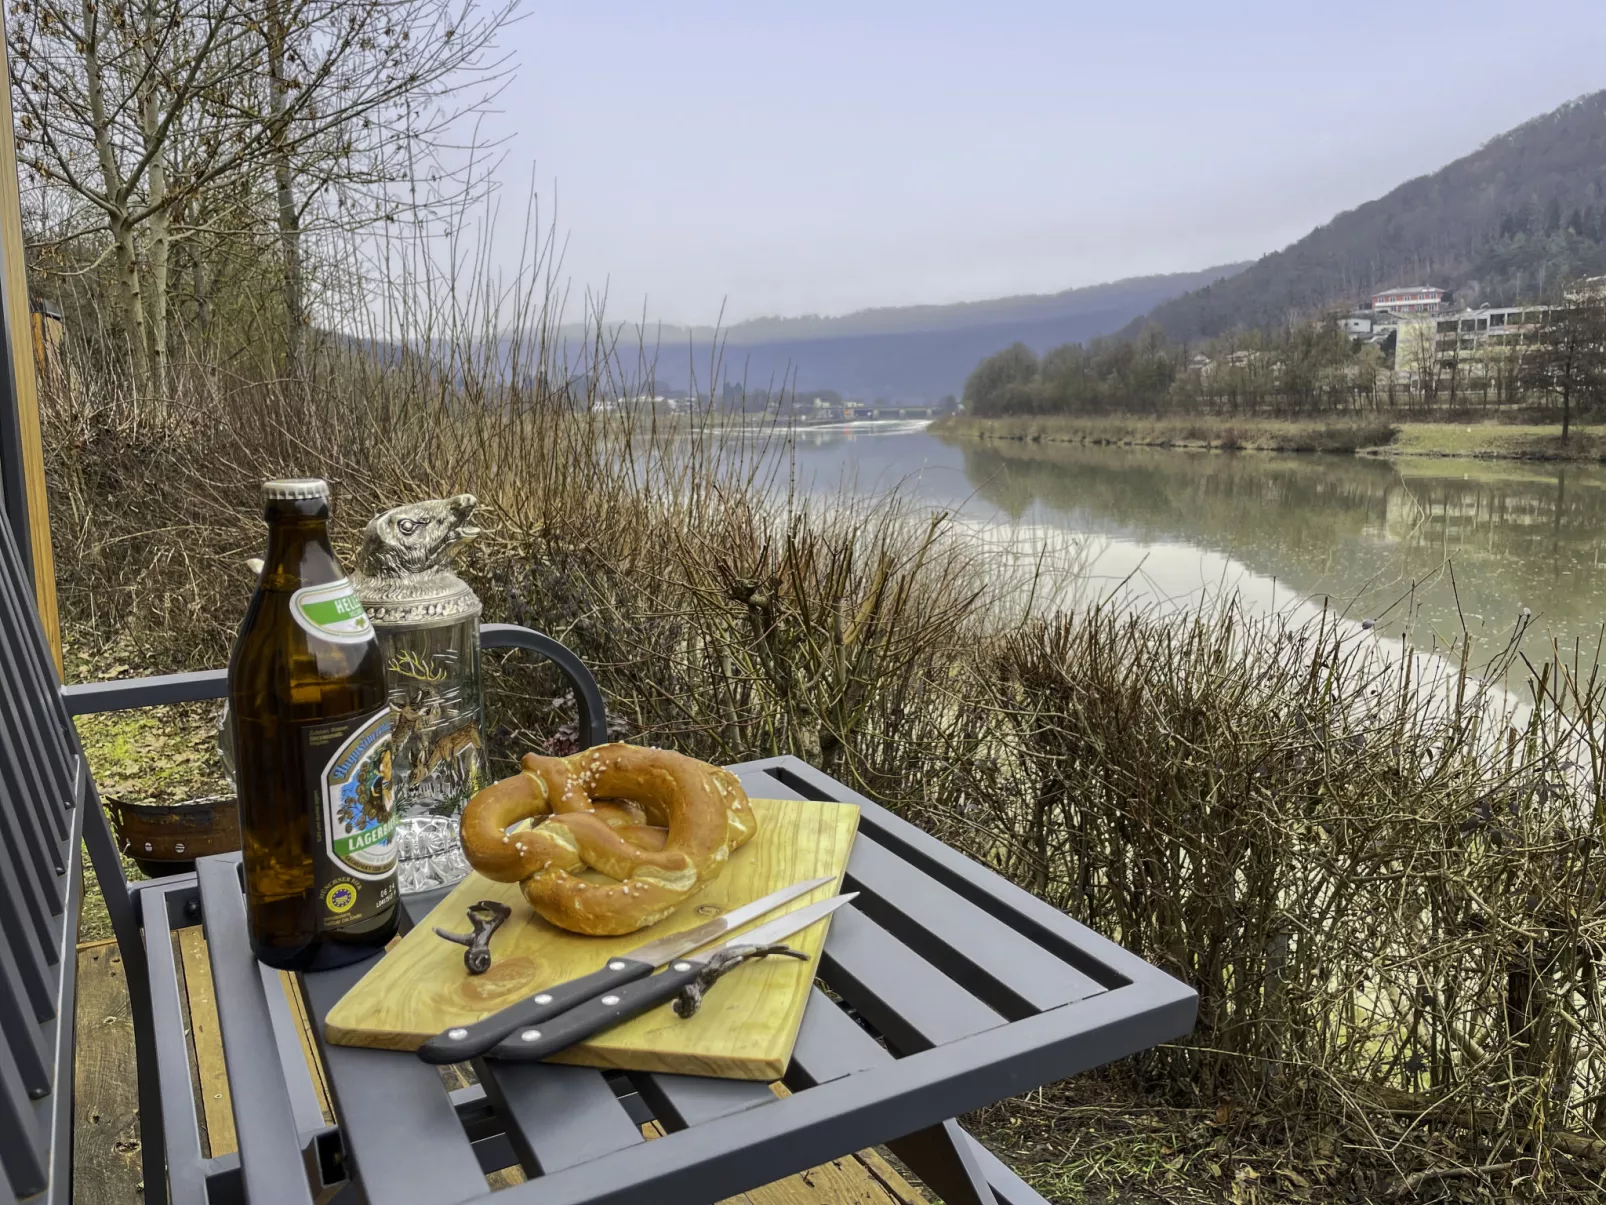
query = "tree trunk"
xmin=81 ymin=0 xmax=148 ymax=392
xmin=264 ymin=0 xmax=305 ymax=384
xmin=108 ymin=215 xmax=148 ymax=394
xmin=274 ymin=159 xmax=304 ymax=380
xmin=193 ymin=255 xmax=209 ymax=335
xmin=138 ymin=0 xmax=169 ymax=402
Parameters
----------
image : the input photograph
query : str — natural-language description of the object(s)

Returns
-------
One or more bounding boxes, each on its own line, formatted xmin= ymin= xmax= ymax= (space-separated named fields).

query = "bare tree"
xmin=11 ymin=0 xmax=259 ymax=392
xmin=243 ymin=0 xmax=518 ymax=379
xmin=1521 ymin=291 xmax=1606 ymax=441
xmin=10 ymin=0 xmax=518 ymax=392
xmin=1393 ymin=316 xmax=1438 ymax=408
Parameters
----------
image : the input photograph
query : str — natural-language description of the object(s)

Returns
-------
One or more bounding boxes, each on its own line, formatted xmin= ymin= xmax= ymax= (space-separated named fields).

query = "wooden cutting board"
xmin=324 ymin=797 xmax=859 ymax=1080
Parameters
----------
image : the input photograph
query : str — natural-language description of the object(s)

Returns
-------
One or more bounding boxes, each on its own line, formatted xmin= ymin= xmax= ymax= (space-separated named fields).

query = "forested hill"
xmin=1131 ymin=91 xmax=1606 ymax=341
xmin=567 ymin=264 xmax=1247 ymax=400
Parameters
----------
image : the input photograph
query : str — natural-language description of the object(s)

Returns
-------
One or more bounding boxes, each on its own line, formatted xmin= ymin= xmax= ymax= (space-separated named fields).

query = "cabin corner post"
xmin=0 ymin=5 xmax=61 ymax=676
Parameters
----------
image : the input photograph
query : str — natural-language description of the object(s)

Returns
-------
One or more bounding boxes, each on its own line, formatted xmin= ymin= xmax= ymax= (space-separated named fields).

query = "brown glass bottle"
xmin=228 ymin=478 xmax=400 ymax=970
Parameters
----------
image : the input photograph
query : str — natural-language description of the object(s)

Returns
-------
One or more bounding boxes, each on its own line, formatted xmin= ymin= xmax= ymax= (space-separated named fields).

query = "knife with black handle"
xmin=484 ymin=892 xmax=857 ymax=1063
xmin=416 ymin=874 xmax=834 ymax=1064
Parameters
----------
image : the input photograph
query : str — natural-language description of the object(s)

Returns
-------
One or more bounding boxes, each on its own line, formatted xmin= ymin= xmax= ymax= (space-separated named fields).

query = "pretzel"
xmin=458 ymin=743 xmax=757 ymax=935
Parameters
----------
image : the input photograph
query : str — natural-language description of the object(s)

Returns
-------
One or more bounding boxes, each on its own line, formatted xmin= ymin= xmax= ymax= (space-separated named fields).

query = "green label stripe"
xmin=335 ymin=816 xmax=396 ymax=857
xmin=291 ymin=578 xmax=372 ymax=643
xmin=301 ymin=594 xmax=366 ymax=625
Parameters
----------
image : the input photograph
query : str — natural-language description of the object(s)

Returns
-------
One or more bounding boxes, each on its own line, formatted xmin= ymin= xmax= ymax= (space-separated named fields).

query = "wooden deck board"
xmin=73 ymin=942 xmax=145 ymax=1202
xmin=74 ymin=936 xmax=929 ymax=1204
xmin=176 ymin=927 xmax=234 ymax=1156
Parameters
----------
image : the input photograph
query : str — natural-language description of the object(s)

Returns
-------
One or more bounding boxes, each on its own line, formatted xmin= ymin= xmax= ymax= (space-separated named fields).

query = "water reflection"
xmin=773 ymin=421 xmax=1606 ymax=666
xmin=955 ymin=440 xmax=1606 ymax=663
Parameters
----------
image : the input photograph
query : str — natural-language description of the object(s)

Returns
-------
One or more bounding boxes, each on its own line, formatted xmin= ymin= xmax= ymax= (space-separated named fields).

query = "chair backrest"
xmin=0 ymin=509 xmax=83 ymax=1204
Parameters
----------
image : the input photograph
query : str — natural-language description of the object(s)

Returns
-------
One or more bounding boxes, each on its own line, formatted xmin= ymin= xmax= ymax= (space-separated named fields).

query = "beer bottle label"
xmin=290 ymin=578 xmax=374 ymax=644
xmin=305 ymin=708 xmax=397 ymax=929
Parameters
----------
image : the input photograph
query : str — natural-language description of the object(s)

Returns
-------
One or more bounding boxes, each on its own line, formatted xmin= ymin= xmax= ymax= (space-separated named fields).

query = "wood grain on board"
xmin=326 ymin=797 xmax=859 ymax=1080
xmin=177 ymin=928 xmax=236 ymax=1155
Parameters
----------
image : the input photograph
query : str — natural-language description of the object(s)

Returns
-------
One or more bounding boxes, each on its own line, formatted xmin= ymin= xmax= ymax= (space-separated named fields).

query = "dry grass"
xmin=1381 ymin=422 xmax=1606 ymax=462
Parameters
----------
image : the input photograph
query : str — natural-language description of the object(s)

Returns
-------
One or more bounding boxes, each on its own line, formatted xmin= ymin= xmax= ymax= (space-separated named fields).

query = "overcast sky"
xmin=481 ymin=1 xmax=1606 ymax=326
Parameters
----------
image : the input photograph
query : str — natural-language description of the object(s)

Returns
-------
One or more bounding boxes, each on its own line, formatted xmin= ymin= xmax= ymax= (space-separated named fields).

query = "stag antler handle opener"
xmin=671 ymin=943 xmax=807 ymax=1017
xmin=434 ymin=900 xmax=511 ymax=974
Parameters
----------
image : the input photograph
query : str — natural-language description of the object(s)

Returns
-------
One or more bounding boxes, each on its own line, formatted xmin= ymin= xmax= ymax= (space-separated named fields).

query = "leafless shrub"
xmin=947 ymin=602 xmax=1606 ymax=1194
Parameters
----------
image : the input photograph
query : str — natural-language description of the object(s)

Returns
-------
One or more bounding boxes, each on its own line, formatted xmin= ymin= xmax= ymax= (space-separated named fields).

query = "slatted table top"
xmin=200 ymin=755 xmax=1197 ymax=1205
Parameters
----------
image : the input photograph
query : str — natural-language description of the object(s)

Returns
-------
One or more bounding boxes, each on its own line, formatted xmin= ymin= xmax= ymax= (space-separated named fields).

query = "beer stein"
xmin=350 ymin=495 xmax=486 ymax=893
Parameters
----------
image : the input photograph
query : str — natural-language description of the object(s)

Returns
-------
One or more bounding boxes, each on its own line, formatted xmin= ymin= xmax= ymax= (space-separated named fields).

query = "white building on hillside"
xmin=1371 ymin=286 xmax=1447 ymax=315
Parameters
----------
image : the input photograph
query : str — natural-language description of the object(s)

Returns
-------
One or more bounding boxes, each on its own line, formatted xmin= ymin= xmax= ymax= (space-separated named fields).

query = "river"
xmin=780 ymin=420 xmax=1606 ymax=672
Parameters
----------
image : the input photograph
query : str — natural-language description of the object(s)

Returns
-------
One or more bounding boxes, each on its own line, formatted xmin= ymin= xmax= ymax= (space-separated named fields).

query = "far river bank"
xmin=935 ymin=412 xmax=1606 ymax=462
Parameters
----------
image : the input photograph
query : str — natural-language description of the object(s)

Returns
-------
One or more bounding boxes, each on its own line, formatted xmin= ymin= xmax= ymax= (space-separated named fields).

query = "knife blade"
xmin=484 ymin=892 xmax=857 ymax=1063
xmin=416 ymin=874 xmax=836 ymax=1063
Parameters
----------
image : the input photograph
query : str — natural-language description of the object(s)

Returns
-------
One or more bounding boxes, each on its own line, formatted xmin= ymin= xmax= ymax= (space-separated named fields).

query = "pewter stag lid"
xmin=349 ymin=494 xmax=483 ymax=628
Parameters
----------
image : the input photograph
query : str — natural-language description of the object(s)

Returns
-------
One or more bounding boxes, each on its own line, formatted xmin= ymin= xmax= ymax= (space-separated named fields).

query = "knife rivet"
xmin=534 ymin=994 xmax=553 ymax=1005
xmin=673 ymin=962 xmax=692 ymax=972
xmin=607 ymin=961 xmax=628 ymax=970
xmin=447 ymin=1028 xmax=468 ymax=1040
xmin=601 ymin=994 xmax=621 ymax=1006
xmin=520 ymin=1029 xmax=542 ymax=1042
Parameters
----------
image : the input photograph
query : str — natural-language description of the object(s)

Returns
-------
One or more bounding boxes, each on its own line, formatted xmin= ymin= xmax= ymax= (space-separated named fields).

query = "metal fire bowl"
xmin=104 ymin=794 xmax=241 ymax=877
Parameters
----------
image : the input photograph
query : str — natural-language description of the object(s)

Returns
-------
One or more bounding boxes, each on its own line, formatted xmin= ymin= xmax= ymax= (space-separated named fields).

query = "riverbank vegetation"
xmin=964 ymin=322 xmax=1387 ymax=418
xmin=1384 ymin=421 xmax=1606 ymax=462
xmin=962 ymin=290 xmax=1606 ymax=440
xmin=939 ymin=411 xmax=1606 ymax=464
xmin=936 ymin=413 xmax=1400 ymax=455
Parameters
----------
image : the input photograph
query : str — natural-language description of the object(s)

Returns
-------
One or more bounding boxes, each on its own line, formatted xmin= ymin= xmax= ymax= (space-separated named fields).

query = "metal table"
xmin=184 ymin=756 xmax=1195 ymax=1205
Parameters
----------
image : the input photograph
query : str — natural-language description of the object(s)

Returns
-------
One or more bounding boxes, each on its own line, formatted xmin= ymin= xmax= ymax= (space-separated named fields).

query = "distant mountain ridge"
xmin=1133 ymin=92 xmax=1606 ymax=341
xmin=563 ymin=265 xmax=1249 ymax=399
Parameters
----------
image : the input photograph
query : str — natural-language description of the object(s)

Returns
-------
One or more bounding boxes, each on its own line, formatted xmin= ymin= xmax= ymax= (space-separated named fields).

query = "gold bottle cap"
xmin=262 ymin=478 xmax=329 ymax=501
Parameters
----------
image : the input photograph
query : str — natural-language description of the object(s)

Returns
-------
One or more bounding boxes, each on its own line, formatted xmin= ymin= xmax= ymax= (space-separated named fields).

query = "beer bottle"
xmin=228 ymin=478 xmax=400 ymax=970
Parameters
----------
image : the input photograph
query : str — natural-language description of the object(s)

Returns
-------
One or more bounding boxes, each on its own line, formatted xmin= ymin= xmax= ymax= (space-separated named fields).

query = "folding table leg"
xmin=887 ymin=1119 xmax=999 ymax=1205
xmin=82 ymin=785 xmax=172 ymax=1205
